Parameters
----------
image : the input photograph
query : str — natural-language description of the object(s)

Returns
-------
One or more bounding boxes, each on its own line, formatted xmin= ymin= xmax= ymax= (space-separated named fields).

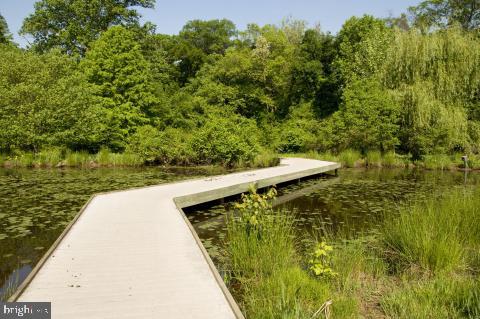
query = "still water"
xmin=187 ymin=169 xmax=480 ymax=262
xmin=1 ymin=167 xmax=478 ymax=299
xmin=0 ymin=166 xmax=229 ymax=299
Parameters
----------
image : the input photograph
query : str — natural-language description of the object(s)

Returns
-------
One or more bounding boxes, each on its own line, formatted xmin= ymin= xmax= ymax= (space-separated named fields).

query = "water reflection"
xmin=187 ymin=168 xmax=480 ymax=263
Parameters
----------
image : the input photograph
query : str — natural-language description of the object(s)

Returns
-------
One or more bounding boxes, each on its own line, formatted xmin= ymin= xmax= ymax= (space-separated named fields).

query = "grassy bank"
xmin=285 ymin=150 xmax=480 ymax=170
xmin=0 ymin=148 xmax=279 ymax=169
xmin=225 ymin=187 xmax=480 ymax=318
xmin=3 ymin=147 xmax=478 ymax=171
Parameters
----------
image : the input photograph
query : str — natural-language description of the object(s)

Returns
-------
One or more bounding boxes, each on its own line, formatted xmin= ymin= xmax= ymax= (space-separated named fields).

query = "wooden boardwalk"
xmin=11 ymin=158 xmax=340 ymax=318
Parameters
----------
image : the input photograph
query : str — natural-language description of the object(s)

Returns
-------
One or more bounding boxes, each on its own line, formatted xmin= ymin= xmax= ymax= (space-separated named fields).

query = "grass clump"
xmin=64 ymin=151 xmax=91 ymax=167
xmin=382 ymin=151 xmax=407 ymax=168
xmin=381 ymin=276 xmax=480 ymax=319
xmin=382 ymin=189 xmax=480 ymax=274
xmin=366 ymin=150 xmax=382 ymax=168
xmin=248 ymin=150 xmax=280 ymax=168
xmin=34 ymin=148 xmax=63 ymax=167
xmin=422 ymin=154 xmax=454 ymax=170
xmin=338 ymin=149 xmax=362 ymax=168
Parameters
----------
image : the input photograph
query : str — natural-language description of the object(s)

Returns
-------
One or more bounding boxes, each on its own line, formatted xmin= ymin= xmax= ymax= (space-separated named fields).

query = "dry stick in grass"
xmin=311 ymin=299 xmax=333 ymax=319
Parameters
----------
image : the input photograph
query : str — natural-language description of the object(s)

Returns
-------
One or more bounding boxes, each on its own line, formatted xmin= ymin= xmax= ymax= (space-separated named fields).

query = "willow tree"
xmin=381 ymin=27 xmax=480 ymax=156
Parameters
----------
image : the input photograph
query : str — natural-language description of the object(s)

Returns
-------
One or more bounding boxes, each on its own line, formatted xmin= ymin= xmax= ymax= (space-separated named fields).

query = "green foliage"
xmin=335 ymin=15 xmax=393 ymax=84
xmin=227 ymin=187 xmax=296 ymax=279
xmin=81 ymin=26 xmax=158 ymax=150
xmin=21 ymin=0 xmax=155 ymax=55
xmin=0 ymin=14 xmax=12 ymax=44
xmin=308 ymin=241 xmax=338 ymax=277
xmin=382 ymin=189 xmax=480 ymax=274
xmin=126 ymin=126 xmax=193 ymax=165
xmin=408 ymin=0 xmax=480 ymax=30
xmin=324 ymin=79 xmax=400 ymax=153
xmin=276 ymin=103 xmax=318 ymax=153
xmin=1 ymin=8 xmax=479 ymax=167
xmin=382 ymin=277 xmax=480 ymax=319
xmin=180 ymin=19 xmax=237 ymax=55
xmin=0 ymin=45 xmax=101 ymax=152
xmin=383 ymin=28 xmax=480 ymax=107
xmin=190 ymin=117 xmax=259 ymax=166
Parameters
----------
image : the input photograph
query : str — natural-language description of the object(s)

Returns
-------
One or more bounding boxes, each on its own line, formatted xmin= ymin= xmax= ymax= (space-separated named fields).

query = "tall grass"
xmin=382 ymin=189 xmax=480 ymax=274
xmin=338 ymin=149 xmax=362 ymax=168
xmin=366 ymin=150 xmax=382 ymax=168
xmin=0 ymin=272 xmax=19 ymax=302
xmin=64 ymin=151 xmax=91 ymax=167
xmin=110 ymin=152 xmax=143 ymax=166
xmin=422 ymin=154 xmax=454 ymax=170
xmin=381 ymin=276 xmax=480 ymax=319
xmin=225 ymin=187 xmax=358 ymax=318
xmin=240 ymin=149 xmax=280 ymax=168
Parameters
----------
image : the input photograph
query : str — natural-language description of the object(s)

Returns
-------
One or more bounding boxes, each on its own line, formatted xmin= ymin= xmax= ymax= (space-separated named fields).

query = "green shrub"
xmin=191 ymin=117 xmax=259 ymax=167
xmin=126 ymin=126 xmax=194 ymax=165
xmin=276 ymin=125 xmax=316 ymax=154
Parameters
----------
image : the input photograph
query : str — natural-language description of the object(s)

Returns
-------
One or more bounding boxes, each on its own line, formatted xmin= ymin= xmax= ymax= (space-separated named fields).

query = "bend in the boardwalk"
xmin=11 ymin=158 xmax=340 ymax=319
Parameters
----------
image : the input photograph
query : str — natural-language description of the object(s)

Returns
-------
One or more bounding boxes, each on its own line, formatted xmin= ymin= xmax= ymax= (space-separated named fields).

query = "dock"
xmin=10 ymin=158 xmax=340 ymax=318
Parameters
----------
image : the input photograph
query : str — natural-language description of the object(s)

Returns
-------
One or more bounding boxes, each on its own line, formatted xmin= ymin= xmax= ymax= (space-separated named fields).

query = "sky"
xmin=1 ymin=0 xmax=420 ymax=47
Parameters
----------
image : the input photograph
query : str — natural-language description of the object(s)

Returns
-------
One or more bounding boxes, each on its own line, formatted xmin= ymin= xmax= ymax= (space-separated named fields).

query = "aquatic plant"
xmin=308 ymin=241 xmax=337 ymax=277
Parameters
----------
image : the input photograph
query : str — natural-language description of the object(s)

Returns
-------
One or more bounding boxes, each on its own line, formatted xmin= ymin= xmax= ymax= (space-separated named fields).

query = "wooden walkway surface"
xmin=11 ymin=158 xmax=340 ymax=318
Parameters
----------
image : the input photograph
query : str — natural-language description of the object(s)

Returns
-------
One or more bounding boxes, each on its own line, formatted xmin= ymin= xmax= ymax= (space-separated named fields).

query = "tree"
xmin=191 ymin=28 xmax=295 ymax=119
xmin=0 ymin=46 xmax=102 ymax=152
xmin=334 ymin=15 xmax=393 ymax=84
xmin=289 ymin=29 xmax=340 ymax=118
xmin=169 ymin=19 xmax=237 ymax=84
xmin=324 ymin=79 xmax=400 ymax=153
xmin=385 ymin=13 xmax=411 ymax=30
xmin=21 ymin=0 xmax=154 ymax=55
xmin=81 ymin=26 xmax=158 ymax=150
xmin=0 ymin=13 xmax=12 ymax=44
xmin=179 ymin=19 xmax=237 ymax=55
xmin=408 ymin=0 xmax=480 ymax=30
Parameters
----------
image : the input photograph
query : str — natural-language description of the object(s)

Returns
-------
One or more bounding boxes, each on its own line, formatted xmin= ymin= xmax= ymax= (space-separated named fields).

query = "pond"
xmin=1 ymin=167 xmax=479 ymax=300
xmin=0 ymin=166 xmax=230 ymax=299
xmin=186 ymin=168 xmax=480 ymax=263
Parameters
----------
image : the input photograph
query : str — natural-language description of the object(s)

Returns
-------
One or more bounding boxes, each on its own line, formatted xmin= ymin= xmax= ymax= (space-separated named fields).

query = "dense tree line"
xmin=0 ymin=0 xmax=479 ymax=166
